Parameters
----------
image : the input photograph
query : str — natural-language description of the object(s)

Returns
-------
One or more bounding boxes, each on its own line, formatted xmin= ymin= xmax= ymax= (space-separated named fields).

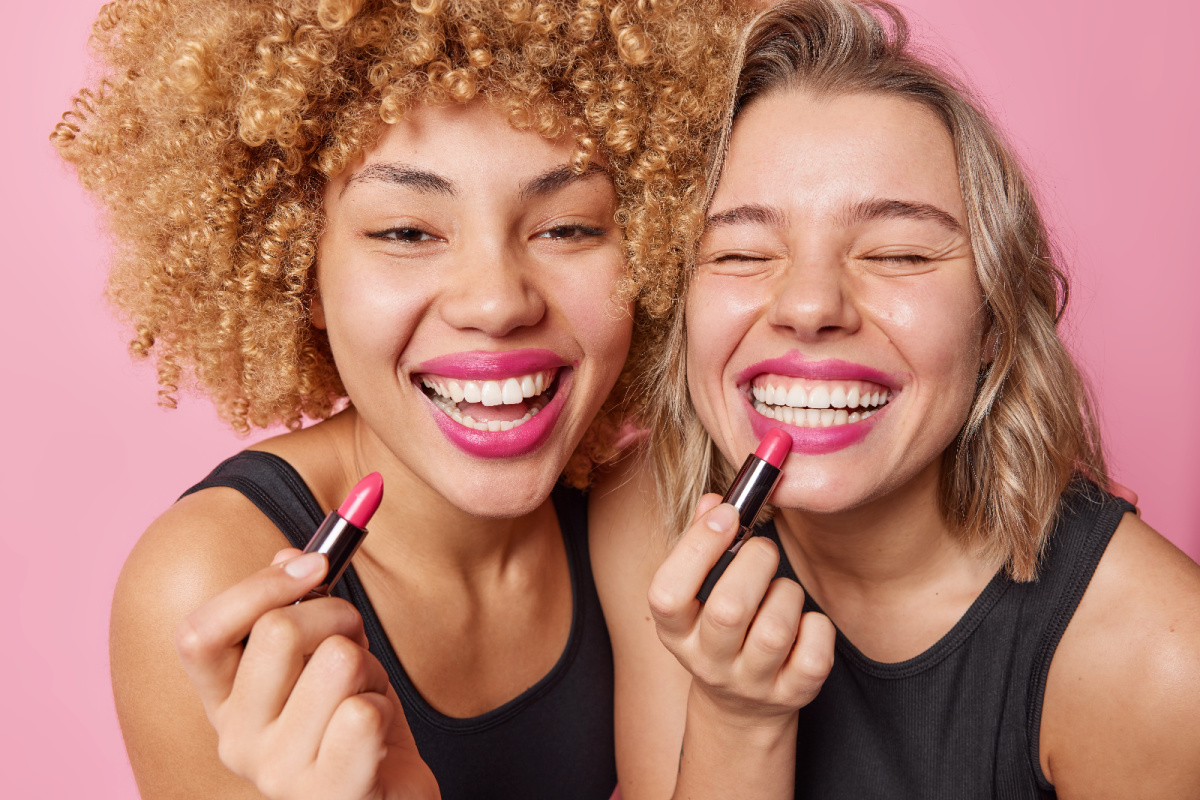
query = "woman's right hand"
xmin=175 ymin=549 xmax=439 ymax=800
xmin=648 ymin=495 xmax=836 ymax=726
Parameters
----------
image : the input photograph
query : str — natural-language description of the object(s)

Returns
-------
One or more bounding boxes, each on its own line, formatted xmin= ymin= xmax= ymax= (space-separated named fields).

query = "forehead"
xmin=330 ymin=99 xmax=607 ymax=199
xmin=714 ymin=89 xmax=962 ymax=220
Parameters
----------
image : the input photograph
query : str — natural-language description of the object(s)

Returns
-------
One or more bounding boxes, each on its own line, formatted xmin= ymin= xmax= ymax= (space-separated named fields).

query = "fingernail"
xmin=705 ymin=504 xmax=739 ymax=533
xmin=284 ymin=552 xmax=324 ymax=579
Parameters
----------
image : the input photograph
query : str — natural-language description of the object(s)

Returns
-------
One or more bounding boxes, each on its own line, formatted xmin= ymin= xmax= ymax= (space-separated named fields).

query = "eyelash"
xmin=866 ymin=254 xmax=931 ymax=264
xmin=367 ymin=227 xmax=437 ymax=243
xmin=537 ymin=224 xmax=605 ymax=239
xmin=366 ymin=224 xmax=604 ymax=242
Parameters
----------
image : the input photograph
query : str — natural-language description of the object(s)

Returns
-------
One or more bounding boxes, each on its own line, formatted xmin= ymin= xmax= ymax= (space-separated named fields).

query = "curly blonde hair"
xmin=53 ymin=0 xmax=740 ymax=482
xmin=647 ymin=0 xmax=1107 ymax=580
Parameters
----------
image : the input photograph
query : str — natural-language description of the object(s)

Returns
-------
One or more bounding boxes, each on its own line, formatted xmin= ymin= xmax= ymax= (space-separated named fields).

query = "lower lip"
xmin=426 ymin=371 xmax=571 ymax=459
xmin=744 ymin=393 xmax=888 ymax=455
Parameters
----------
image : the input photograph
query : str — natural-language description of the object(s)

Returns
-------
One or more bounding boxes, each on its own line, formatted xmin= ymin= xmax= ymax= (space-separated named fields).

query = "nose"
xmin=438 ymin=245 xmax=547 ymax=338
xmin=767 ymin=251 xmax=861 ymax=342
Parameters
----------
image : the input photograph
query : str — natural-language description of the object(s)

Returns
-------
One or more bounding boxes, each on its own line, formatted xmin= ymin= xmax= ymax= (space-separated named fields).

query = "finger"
xmin=738 ymin=577 xmax=804 ymax=682
xmin=1108 ymin=479 xmax=1140 ymax=513
xmin=697 ymin=535 xmax=780 ymax=663
xmin=690 ymin=492 xmax=725 ymax=524
xmin=270 ymin=547 xmax=303 ymax=566
xmin=779 ymin=610 xmax=836 ymax=705
xmin=648 ymin=501 xmax=740 ymax=639
xmin=230 ymin=596 xmax=368 ymax=726
xmin=316 ymin=692 xmax=394 ymax=795
xmin=175 ymin=552 xmax=328 ymax=710
xmin=281 ymin=634 xmax=392 ymax=762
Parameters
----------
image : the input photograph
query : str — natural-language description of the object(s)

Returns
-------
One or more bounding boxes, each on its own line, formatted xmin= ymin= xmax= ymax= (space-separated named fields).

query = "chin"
xmin=438 ymin=461 xmax=564 ymax=519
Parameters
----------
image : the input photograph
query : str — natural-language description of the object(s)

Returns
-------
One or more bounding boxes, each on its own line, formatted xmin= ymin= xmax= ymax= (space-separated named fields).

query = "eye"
xmin=865 ymin=254 xmax=931 ymax=265
xmin=367 ymin=227 xmax=439 ymax=243
xmin=536 ymin=224 xmax=606 ymax=240
xmin=712 ymin=252 xmax=770 ymax=263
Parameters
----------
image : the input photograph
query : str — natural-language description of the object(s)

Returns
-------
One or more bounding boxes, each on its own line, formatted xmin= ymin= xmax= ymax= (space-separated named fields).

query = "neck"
xmin=773 ymin=460 xmax=995 ymax=605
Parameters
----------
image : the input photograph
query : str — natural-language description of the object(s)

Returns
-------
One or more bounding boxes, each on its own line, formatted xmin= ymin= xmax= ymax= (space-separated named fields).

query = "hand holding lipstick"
xmin=649 ymin=494 xmax=836 ymax=722
xmin=175 ymin=548 xmax=439 ymax=800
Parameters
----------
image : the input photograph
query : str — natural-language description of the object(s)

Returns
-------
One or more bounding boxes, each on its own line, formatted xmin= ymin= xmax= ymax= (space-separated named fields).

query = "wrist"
xmin=685 ymin=681 xmax=798 ymax=750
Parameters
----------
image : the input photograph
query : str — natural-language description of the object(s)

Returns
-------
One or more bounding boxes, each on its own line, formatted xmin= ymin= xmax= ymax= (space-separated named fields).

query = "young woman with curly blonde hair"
xmin=54 ymin=1 xmax=737 ymax=798
xmin=590 ymin=1 xmax=1200 ymax=797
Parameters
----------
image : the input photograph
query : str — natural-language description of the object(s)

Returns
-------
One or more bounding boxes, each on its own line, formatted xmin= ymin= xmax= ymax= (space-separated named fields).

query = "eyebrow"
xmin=341 ymin=163 xmax=456 ymax=198
xmin=517 ymin=162 xmax=609 ymax=203
xmin=704 ymin=203 xmax=787 ymax=232
xmin=843 ymin=198 xmax=962 ymax=233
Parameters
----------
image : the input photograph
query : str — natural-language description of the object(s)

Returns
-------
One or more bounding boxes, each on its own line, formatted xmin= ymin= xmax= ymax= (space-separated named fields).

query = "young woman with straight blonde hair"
xmin=592 ymin=2 xmax=1200 ymax=797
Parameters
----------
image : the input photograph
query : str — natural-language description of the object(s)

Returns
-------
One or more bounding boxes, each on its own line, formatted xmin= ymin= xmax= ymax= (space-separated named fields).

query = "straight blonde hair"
xmin=646 ymin=0 xmax=1107 ymax=581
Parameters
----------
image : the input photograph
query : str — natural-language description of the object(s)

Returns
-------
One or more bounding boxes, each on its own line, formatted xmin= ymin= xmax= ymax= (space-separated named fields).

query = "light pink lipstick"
xmin=300 ymin=472 xmax=383 ymax=600
xmin=696 ymin=429 xmax=791 ymax=602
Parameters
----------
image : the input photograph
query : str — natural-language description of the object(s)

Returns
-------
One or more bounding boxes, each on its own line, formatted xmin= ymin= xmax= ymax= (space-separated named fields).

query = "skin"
xmin=591 ymin=88 xmax=1200 ymax=799
xmin=111 ymin=98 xmax=631 ymax=800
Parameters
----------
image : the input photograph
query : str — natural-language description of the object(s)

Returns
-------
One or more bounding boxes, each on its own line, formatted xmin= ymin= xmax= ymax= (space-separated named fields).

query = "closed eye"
xmin=865 ymin=254 xmax=931 ymax=264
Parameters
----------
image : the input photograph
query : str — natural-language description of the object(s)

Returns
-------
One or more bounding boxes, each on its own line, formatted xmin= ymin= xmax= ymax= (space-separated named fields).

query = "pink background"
xmin=2 ymin=1 xmax=1197 ymax=795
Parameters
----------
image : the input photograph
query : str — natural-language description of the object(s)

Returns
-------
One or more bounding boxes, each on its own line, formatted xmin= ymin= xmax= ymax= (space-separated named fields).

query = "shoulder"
xmin=1041 ymin=511 xmax=1200 ymax=798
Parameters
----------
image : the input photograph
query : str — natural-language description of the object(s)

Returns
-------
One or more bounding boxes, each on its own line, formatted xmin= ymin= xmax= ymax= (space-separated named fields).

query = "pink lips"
xmin=414 ymin=348 xmax=566 ymax=379
xmin=415 ymin=348 xmax=573 ymax=460
xmin=741 ymin=351 xmax=903 ymax=456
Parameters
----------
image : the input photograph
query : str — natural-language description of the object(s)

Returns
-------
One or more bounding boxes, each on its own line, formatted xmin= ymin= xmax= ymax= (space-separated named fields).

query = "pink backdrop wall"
xmin=2 ymin=1 xmax=1196 ymax=795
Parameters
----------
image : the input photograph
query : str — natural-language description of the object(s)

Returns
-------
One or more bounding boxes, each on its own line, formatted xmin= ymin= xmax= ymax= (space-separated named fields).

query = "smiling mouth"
xmin=748 ymin=375 xmax=892 ymax=428
xmin=419 ymin=369 xmax=561 ymax=432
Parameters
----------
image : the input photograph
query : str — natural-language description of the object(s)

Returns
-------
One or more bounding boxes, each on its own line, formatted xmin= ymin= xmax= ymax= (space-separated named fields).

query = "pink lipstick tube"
xmin=696 ymin=429 xmax=791 ymax=602
xmin=300 ymin=472 xmax=383 ymax=600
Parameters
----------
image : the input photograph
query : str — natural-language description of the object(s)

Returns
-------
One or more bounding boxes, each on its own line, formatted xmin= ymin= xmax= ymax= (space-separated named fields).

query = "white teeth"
xmin=808 ymin=386 xmax=831 ymax=409
xmin=448 ymin=380 xmax=465 ymax=403
xmin=786 ymin=384 xmax=807 ymax=407
xmin=751 ymin=397 xmax=883 ymax=429
xmin=806 ymin=408 xmax=820 ymax=426
xmin=830 ymin=386 xmax=847 ymax=408
xmin=834 ymin=409 xmax=848 ymax=425
xmin=847 ymin=387 xmax=860 ymax=408
xmin=820 ymin=409 xmax=835 ymax=427
xmin=520 ymin=375 xmax=536 ymax=398
xmin=487 ymin=420 xmax=502 ymax=432
xmin=480 ymin=381 xmax=503 ymax=406
xmin=501 ymin=378 xmax=523 ymax=405
xmin=463 ymin=382 xmax=482 ymax=404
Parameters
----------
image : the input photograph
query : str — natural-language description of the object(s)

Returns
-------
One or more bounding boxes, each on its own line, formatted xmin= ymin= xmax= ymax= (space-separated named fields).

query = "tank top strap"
xmin=180 ymin=450 xmax=326 ymax=547
xmin=179 ymin=450 xmax=363 ymax=607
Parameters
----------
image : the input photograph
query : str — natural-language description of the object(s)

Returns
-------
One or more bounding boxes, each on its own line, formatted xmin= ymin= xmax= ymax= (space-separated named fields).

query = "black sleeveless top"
xmin=757 ymin=481 xmax=1133 ymax=799
xmin=183 ymin=451 xmax=617 ymax=800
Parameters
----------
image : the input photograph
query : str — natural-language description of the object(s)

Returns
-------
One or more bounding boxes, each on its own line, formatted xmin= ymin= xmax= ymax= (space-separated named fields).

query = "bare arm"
xmin=1042 ymin=513 xmax=1200 ymax=799
xmin=590 ymin=453 xmax=692 ymax=800
xmin=110 ymin=489 xmax=288 ymax=799
xmin=590 ymin=454 xmax=832 ymax=800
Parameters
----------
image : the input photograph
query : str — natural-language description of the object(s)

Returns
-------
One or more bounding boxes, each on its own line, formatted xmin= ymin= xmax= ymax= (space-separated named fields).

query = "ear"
xmin=310 ymin=283 xmax=327 ymax=330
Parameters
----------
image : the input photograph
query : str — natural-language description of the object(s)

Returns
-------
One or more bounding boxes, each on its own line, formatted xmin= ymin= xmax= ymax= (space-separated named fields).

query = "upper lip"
xmin=412 ymin=348 xmax=568 ymax=380
xmin=736 ymin=353 xmax=902 ymax=388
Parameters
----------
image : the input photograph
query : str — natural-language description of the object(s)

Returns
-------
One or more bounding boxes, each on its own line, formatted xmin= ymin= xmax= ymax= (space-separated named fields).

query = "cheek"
xmin=318 ymin=248 xmax=429 ymax=374
xmin=862 ymin=274 xmax=983 ymax=400
xmin=554 ymin=256 xmax=632 ymax=375
xmin=684 ymin=275 xmax=765 ymax=414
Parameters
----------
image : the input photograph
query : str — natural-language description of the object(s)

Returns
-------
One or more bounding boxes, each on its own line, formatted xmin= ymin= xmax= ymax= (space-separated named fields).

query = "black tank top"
xmin=758 ymin=480 xmax=1133 ymax=799
xmin=183 ymin=451 xmax=617 ymax=800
